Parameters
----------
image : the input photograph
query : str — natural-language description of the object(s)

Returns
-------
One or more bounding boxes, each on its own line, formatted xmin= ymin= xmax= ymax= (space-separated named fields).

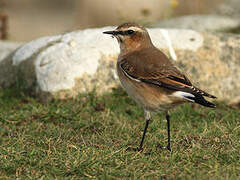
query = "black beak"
xmin=103 ymin=31 xmax=118 ymax=35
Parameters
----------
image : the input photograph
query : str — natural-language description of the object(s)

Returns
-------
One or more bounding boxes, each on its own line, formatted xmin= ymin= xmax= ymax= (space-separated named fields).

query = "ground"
xmin=0 ymin=87 xmax=239 ymax=179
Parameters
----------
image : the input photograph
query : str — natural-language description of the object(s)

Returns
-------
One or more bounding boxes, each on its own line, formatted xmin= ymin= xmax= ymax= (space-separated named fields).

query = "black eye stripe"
xmin=118 ymin=31 xmax=125 ymax=35
xmin=117 ymin=30 xmax=135 ymax=35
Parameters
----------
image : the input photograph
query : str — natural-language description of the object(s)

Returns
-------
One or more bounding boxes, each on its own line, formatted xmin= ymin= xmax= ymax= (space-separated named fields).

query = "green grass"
xmin=0 ymin=88 xmax=239 ymax=179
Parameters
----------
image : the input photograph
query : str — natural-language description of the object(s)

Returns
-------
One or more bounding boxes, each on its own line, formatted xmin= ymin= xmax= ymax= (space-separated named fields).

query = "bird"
xmin=103 ymin=23 xmax=216 ymax=151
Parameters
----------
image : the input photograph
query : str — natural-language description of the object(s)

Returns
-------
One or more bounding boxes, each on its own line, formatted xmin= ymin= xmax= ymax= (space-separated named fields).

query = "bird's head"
xmin=103 ymin=23 xmax=153 ymax=54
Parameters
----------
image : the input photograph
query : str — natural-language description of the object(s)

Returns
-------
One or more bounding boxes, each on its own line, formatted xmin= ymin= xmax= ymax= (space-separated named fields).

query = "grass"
xmin=0 ymin=87 xmax=239 ymax=179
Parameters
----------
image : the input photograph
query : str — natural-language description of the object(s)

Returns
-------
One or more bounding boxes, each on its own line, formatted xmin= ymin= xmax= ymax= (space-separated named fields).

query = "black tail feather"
xmin=193 ymin=87 xmax=216 ymax=99
xmin=187 ymin=95 xmax=216 ymax=108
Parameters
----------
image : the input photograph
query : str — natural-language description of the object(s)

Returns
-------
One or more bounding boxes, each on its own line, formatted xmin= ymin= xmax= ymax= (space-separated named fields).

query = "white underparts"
xmin=173 ymin=91 xmax=195 ymax=102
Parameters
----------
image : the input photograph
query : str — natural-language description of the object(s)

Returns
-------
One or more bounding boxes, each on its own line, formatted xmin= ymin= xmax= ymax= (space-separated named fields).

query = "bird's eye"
xmin=127 ymin=30 xmax=135 ymax=35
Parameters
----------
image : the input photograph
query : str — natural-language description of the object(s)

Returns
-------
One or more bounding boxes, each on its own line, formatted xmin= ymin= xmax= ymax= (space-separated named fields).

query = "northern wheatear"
xmin=103 ymin=23 xmax=216 ymax=151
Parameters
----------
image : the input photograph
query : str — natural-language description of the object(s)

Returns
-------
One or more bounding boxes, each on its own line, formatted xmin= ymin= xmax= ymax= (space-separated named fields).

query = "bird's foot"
xmin=166 ymin=145 xmax=172 ymax=152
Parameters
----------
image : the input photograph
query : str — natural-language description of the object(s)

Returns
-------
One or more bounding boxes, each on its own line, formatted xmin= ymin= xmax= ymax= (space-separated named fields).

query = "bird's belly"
xmin=117 ymin=68 xmax=184 ymax=112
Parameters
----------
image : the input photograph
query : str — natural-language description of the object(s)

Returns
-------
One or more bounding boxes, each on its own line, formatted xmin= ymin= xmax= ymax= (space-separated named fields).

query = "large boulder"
xmin=213 ymin=0 xmax=240 ymax=18
xmin=1 ymin=27 xmax=240 ymax=104
xmin=0 ymin=41 xmax=22 ymax=88
xmin=155 ymin=14 xmax=240 ymax=32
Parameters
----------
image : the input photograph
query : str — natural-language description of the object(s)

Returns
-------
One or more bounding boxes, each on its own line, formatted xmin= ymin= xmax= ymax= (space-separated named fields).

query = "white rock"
xmin=13 ymin=35 xmax=61 ymax=65
xmin=0 ymin=41 xmax=22 ymax=89
xmin=155 ymin=14 xmax=240 ymax=32
xmin=0 ymin=41 xmax=22 ymax=62
xmin=213 ymin=0 xmax=240 ymax=18
xmin=1 ymin=27 xmax=240 ymax=104
xmin=10 ymin=27 xmax=204 ymax=94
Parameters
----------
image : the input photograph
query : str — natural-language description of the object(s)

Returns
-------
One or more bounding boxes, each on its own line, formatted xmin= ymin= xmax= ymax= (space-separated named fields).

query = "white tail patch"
xmin=173 ymin=91 xmax=195 ymax=102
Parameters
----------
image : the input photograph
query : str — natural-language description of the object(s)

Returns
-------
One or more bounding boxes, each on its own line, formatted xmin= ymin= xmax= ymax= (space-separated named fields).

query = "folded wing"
xmin=119 ymin=48 xmax=216 ymax=108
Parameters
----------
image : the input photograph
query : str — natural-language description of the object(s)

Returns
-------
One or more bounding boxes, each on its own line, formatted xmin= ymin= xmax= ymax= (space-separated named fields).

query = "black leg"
xmin=166 ymin=113 xmax=172 ymax=151
xmin=138 ymin=118 xmax=150 ymax=151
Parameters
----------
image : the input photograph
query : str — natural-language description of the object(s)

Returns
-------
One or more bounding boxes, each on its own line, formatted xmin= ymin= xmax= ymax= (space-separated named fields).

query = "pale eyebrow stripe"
xmin=127 ymin=26 xmax=144 ymax=32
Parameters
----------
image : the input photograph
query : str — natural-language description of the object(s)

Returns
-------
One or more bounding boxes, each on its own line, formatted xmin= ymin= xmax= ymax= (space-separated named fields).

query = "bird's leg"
xmin=166 ymin=111 xmax=172 ymax=151
xmin=138 ymin=110 xmax=151 ymax=151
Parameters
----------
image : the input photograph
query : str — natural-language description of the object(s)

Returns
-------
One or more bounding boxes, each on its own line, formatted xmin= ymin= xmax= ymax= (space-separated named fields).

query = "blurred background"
xmin=0 ymin=0 xmax=238 ymax=42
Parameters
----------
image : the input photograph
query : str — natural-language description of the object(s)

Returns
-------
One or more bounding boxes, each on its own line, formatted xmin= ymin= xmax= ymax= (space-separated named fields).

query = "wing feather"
xmin=119 ymin=48 xmax=216 ymax=99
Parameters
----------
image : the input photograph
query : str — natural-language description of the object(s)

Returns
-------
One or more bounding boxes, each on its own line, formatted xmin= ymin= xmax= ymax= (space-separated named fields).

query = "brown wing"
xmin=119 ymin=47 xmax=216 ymax=98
